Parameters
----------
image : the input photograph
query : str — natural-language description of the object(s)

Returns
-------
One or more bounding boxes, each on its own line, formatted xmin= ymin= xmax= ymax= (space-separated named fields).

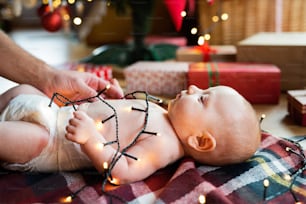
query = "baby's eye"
xmin=199 ymin=95 xmax=208 ymax=106
xmin=198 ymin=96 xmax=203 ymax=103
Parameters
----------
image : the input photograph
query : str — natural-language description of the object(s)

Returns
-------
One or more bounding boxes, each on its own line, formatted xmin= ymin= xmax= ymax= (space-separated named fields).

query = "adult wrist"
xmin=34 ymin=63 xmax=56 ymax=96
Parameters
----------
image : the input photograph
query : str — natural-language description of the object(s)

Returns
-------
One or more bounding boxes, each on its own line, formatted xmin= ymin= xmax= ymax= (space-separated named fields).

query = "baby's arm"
xmin=65 ymin=111 xmax=172 ymax=184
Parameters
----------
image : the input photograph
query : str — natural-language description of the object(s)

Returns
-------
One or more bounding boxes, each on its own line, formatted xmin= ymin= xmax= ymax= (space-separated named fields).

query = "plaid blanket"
xmin=0 ymin=132 xmax=305 ymax=204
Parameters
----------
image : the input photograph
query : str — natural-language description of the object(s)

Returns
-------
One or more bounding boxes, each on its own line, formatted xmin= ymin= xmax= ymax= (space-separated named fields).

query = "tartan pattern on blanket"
xmin=0 ymin=132 xmax=305 ymax=204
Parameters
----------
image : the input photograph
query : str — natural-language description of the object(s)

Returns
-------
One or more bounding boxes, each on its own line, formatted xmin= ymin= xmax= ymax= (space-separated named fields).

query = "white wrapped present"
xmin=123 ymin=61 xmax=189 ymax=97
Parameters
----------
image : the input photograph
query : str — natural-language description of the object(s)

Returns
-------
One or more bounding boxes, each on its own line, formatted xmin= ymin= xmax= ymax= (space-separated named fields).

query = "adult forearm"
xmin=0 ymin=31 xmax=55 ymax=89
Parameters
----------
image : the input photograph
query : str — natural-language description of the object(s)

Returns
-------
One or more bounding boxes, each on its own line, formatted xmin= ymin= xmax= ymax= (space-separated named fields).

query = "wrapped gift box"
xmin=237 ymin=32 xmax=306 ymax=91
xmin=176 ymin=45 xmax=236 ymax=62
xmin=126 ymin=35 xmax=187 ymax=46
xmin=123 ymin=61 xmax=189 ymax=97
xmin=188 ymin=62 xmax=281 ymax=104
xmin=66 ymin=63 xmax=112 ymax=80
xmin=287 ymin=90 xmax=306 ymax=126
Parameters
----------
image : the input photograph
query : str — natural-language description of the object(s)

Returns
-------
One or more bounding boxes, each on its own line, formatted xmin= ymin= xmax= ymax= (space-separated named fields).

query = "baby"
xmin=0 ymin=84 xmax=261 ymax=184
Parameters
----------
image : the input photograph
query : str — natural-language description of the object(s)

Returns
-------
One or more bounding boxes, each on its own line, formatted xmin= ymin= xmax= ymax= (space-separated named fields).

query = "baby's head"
xmin=168 ymin=85 xmax=261 ymax=166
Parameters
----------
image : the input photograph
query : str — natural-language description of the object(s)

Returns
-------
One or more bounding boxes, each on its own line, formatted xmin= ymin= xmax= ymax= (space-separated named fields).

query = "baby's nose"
xmin=187 ymin=85 xmax=197 ymax=94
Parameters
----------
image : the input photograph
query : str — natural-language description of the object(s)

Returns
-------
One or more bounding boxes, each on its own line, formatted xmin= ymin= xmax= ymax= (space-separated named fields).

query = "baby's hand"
xmin=65 ymin=110 xmax=96 ymax=144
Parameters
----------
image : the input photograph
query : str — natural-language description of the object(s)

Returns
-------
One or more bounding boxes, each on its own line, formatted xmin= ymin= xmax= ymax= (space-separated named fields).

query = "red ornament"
xmin=207 ymin=0 xmax=215 ymax=5
xmin=41 ymin=10 xmax=63 ymax=32
xmin=37 ymin=4 xmax=50 ymax=17
xmin=164 ymin=0 xmax=186 ymax=31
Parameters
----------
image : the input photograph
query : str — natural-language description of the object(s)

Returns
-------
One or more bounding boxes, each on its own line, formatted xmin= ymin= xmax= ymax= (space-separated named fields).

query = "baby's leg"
xmin=0 ymin=120 xmax=49 ymax=164
xmin=0 ymin=84 xmax=45 ymax=113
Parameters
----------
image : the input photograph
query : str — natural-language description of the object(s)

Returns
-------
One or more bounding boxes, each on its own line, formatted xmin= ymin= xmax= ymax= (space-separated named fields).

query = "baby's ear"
xmin=187 ymin=132 xmax=216 ymax=152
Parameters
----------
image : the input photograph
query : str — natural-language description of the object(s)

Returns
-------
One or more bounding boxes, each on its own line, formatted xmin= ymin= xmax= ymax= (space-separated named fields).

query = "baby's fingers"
xmin=73 ymin=110 xmax=86 ymax=119
xmin=66 ymin=124 xmax=76 ymax=134
xmin=65 ymin=132 xmax=74 ymax=141
xmin=73 ymin=110 xmax=94 ymax=123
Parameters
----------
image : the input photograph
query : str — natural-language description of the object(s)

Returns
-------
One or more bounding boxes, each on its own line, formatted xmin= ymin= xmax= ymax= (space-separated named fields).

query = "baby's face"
xmin=168 ymin=85 xmax=248 ymax=144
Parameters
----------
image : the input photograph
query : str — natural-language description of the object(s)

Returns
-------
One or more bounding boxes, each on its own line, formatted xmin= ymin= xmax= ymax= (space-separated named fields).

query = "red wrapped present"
xmin=188 ymin=62 xmax=281 ymax=104
xmin=67 ymin=63 xmax=112 ymax=81
xmin=287 ymin=90 xmax=306 ymax=126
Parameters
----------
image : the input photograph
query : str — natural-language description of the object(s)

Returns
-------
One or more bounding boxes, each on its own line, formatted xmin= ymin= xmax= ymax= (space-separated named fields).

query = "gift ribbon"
xmin=194 ymin=42 xmax=216 ymax=62
xmin=206 ymin=63 xmax=219 ymax=87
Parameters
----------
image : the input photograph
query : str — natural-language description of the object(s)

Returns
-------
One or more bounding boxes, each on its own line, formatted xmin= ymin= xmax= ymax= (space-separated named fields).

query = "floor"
xmin=9 ymin=29 xmax=95 ymax=66
xmin=1 ymin=29 xmax=305 ymax=147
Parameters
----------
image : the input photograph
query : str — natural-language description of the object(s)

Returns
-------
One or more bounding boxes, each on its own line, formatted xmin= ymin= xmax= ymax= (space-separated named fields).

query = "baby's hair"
xmin=198 ymin=95 xmax=261 ymax=166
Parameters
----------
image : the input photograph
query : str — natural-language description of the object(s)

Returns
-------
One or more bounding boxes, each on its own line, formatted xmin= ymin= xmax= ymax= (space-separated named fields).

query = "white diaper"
xmin=0 ymin=94 xmax=92 ymax=172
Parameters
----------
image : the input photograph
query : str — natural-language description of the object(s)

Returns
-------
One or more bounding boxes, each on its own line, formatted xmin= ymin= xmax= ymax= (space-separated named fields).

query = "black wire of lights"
xmin=259 ymin=115 xmax=306 ymax=203
xmin=48 ymin=85 xmax=162 ymax=203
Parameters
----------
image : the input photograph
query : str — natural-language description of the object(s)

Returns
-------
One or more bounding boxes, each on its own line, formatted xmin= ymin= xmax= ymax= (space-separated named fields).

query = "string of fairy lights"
xmin=39 ymin=0 xmax=229 ymax=38
xmin=0 ymin=0 xmax=229 ymax=40
xmin=262 ymin=136 xmax=306 ymax=203
xmin=47 ymin=85 xmax=306 ymax=203
xmin=48 ymin=84 xmax=163 ymax=203
xmin=260 ymin=116 xmax=306 ymax=204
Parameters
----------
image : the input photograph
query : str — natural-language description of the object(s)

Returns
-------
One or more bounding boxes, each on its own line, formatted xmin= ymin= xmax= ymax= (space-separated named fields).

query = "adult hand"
xmin=43 ymin=69 xmax=124 ymax=103
xmin=0 ymin=31 xmax=124 ymax=101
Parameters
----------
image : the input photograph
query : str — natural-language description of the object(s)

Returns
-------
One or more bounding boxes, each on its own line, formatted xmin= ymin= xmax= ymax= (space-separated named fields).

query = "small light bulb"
xmin=73 ymin=17 xmax=82 ymax=25
xmin=204 ymin=34 xmax=211 ymax=41
xmin=181 ymin=11 xmax=187 ymax=17
xmin=263 ymin=179 xmax=269 ymax=200
xmin=212 ymin=15 xmax=219 ymax=22
xmin=67 ymin=0 xmax=75 ymax=4
xmin=198 ymin=194 xmax=206 ymax=204
xmin=191 ymin=27 xmax=198 ymax=35
xmin=125 ymin=106 xmax=132 ymax=112
xmin=286 ymin=147 xmax=291 ymax=152
xmin=96 ymin=121 xmax=103 ymax=130
xmin=263 ymin=179 xmax=269 ymax=187
xmin=283 ymin=174 xmax=291 ymax=181
xmin=96 ymin=142 xmax=104 ymax=151
xmin=221 ymin=13 xmax=229 ymax=21
xmin=61 ymin=196 xmax=72 ymax=203
xmin=109 ymin=177 xmax=120 ymax=185
xmin=103 ymin=162 xmax=108 ymax=170
xmin=63 ymin=14 xmax=70 ymax=21
xmin=259 ymin=114 xmax=266 ymax=123
xmin=198 ymin=36 xmax=205 ymax=46
xmin=77 ymin=66 xmax=85 ymax=72
xmin=105 ymin=84 xmax=111 ymax=90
